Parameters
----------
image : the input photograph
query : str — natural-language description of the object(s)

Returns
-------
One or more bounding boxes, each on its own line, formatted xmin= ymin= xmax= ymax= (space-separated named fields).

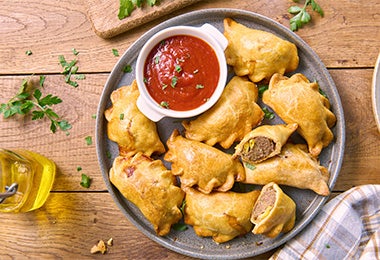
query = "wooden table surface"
xmin=0 ymin=0 xmax=379 ymax=259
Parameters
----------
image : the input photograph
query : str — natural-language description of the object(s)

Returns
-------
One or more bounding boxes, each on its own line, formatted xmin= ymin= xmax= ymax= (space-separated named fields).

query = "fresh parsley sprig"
xmin=288 ymin=0 xmax=324 ymax=31
xmin=118 ymin=0 xmax=159 ymax=20
xmin=0 ymin=77 xmax=72 ymax=134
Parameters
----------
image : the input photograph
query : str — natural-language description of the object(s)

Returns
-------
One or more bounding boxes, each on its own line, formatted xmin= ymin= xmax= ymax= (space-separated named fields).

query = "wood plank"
xmin=0 ymin=192 xmax=192 ymax=259
xmin=0 ymin=191 xmax=345 ymax=259
xmin=0 ymin=0 xmax=379 ymax=75
xmin=330 ymin=69 xmax=380 ymax=190
xmin=0 ymin=69 xmax=378 ymax=192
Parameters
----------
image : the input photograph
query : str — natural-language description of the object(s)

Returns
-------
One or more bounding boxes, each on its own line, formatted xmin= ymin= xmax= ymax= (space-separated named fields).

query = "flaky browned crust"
xmin=165 ymin=130 xmax=245 ymax=194
xmin=243 ymin=143 xmax=330 ymax=196
xmin=184 ymin=187 xmax=260 ymax=243
xmin=223 ymin=18 xmax=299 ymax=83
xmin=109 ymin=153 xmax=184 ymax=236
xmin=263 ymin=73 xmax=337 ymax=157
xmin=182 ymin=76 xmax=264 ymax=149
xmin=104 ymin=80 xmax=165 ymax=157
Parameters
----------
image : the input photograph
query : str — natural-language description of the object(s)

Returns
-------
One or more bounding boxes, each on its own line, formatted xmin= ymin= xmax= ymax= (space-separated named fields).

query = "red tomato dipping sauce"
xmin=144 ymin=35 xmax=220 ymax=111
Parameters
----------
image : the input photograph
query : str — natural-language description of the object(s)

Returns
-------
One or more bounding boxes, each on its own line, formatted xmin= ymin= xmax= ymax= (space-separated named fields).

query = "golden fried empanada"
xmin=164 ymin=130 xmax=245 ymax=194
xmin=263 ymin=73 xmax=337 ymax=157
xmin=105 ymin=80 xmax=165 ymax=157
xmin=184 ymin=187 xmax=260 ymax=243
xmin=251 ymin=182 xmax=296 ymax=238
xmin=233 ymin=123 xmax=298 ymax=164
xmin=242 ymin=143 xmax=330 ymax=196
xmin=109 ymin=152 xmax=184 ymax=236
xmin=182 ymin=76 xmax=264 ymax=149
xmin=224 ymin=18 xmax=299 ymax=83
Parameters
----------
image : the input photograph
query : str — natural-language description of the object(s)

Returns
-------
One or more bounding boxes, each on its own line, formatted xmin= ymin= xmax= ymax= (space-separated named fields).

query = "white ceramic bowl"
xmin=135 ymin=23 xmax=228 ymax=122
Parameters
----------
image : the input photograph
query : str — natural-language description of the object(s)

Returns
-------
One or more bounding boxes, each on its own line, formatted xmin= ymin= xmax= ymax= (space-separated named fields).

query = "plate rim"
xmin=95 ymin=8 xmax=346 ymax=259
xmin=372 ymin=52 xmax=380 ymax=132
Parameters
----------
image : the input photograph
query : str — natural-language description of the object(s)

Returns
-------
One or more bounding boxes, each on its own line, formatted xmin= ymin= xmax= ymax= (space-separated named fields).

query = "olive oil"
xmin=0 ymin=149 xmax=56 ymax=213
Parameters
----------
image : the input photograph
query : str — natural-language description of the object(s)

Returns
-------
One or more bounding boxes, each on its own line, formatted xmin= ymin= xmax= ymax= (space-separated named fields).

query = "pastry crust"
xmin=263 ymin=73 xmax=337 ymax=157
xmin=165 ymin=130 xmax=245 ymax=194
xmin=182 ymin=76 xmax=264 ymax=149
xmin=104 ymin=80 xmax=165 ymax=157
xmin=242 ymin=143 xmax=330 ymax=196
xmin=184 ymin=187 xmax=260 ymax=243
xmin=223 ymin=18 xmax=299 ymax=83
xmin=109 ymin=153 xmax=184 ymax=236
xmin=233 ymin=123 xmax=298 ymax=163
xmin=251 ymin=182 xmax=296 ymax=238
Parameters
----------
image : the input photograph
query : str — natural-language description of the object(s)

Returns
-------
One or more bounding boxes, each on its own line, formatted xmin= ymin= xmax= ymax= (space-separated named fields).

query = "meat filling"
xmin=241 ymin=136 xmax=275 ymax=163
xmin=251 ymin=186 xmax=276 ymax=220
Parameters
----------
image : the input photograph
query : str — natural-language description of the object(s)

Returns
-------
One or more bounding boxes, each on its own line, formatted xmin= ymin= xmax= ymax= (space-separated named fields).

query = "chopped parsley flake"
xmin=85 ymin=136 xmax=93 ymax=145
xmin=171 ymin=76 xmax=178 ymax=88
xmin=196 ymin=84 xmax=204 ymax=89
xmin=160 ymin=101 xmax=169 ymax=108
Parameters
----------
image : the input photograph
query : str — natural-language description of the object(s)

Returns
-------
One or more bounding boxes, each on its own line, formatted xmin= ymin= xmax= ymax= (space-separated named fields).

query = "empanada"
xmin=233 ymin=123 xmax=298 ymax=164
xmin=182 ymin=76 xmax=264 ymax=149
xmin=251 ymin=182 xmax=296 ymax=238
xmin=184 ymin=187 xmax=260 ymax=243
xmin=164 ymin=130 xmax=245 ymax=194
xmin=242 ymin=143 xmax=330 ymax=196
xmin=105 ymin=80 xmax=165 ymax=157
xmin=109 ymin=152 xmax=185 ymax=236
xmin=263 ymin=73 xmax=337 ymax=157
xmin=224 ymin=18 xmax=299 ymax=83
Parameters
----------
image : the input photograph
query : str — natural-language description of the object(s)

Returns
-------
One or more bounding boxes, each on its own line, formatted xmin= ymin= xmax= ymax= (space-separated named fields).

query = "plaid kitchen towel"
xmin=270 ymin=185 xmax=380 ymax=260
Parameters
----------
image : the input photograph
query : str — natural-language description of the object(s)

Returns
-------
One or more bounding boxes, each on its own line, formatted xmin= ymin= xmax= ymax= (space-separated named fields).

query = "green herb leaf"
xmin=196 ymin=84 xmax=204 ymax=89
xmin=0 ymin=77 xmax=71 ymax=134
xmin=244 ymin=162 xmax=256 ymax=170
xmin=77 ymin=166 xmax=82 ymax=172
xmin=39 ymin=75 xmax=46 ymax=87
xmin=262 ymin=107 xmax=275 ymax=120
xmin=288 ymin=0 xmax=324 ymax=31
xmin=160 ymin=101 xmax=169 ymax=108
xmin=118 ymin=0 xmax=135 ymax=19
xmin=154 ymin=55 xmax=160 ymax=64
xmin=72 ymin=48 xmax=79 ymax=55
xmin=112 ymin=48 xmax=119 ymax=57
xmin=172 ymin=223 xmax=188 ymax=231
xmin=119 ymin=113 xmax=124 ymax=120
xmin=118 ymin=0 xmax=159 ymax=19
xmin=175 ymin=64 xmax=182 ymax=73
xmin=59 ymin=55 xmax=83 ymax=87
xmin=85 ymin=136 xmax=93 ymax=145
xmin=171 ymin=76 xmax=178 ymax=88
xmin=80 ymin=174 xmax=91 ymax=188
xmin=25 ymin=50 xmax=32 ymax=56
xmin=258 ymin=85 xmax=269 ymax=98
xmin=123 ymin=64 xmax=132 ymax=73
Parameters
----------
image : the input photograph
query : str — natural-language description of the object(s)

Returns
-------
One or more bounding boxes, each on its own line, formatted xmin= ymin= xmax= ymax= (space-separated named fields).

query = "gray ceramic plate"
xmin=96 ymin=9 xmax=345 ymax=259
xmin=372 ymin=53 xmax=380 ymax=132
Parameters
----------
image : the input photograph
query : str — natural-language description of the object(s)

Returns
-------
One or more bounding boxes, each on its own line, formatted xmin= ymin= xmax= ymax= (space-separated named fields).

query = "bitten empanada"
xmin=184 ymin=187 xmax=260 ymax=243
xmin=109 ymin=152 xmax=184 ymax=236
xmin=263 ymin=73 xmax=337 ymax=157
xmin=242 ymin=143 xmax=330 ymax=196
xmin=224 ymin=18 xmax=299 ymax=83
xmin=182 ymin=76 xmax=264 ymax=149
xmin=233 ymin=123 xmax=298 ymax=164
xmin=105 ymin=80 xmax=165 ymax=157
xmin=251 ymin=182 xmax=296 ymax=238
xmin=165 ymin=130 xmax=245 ymax=194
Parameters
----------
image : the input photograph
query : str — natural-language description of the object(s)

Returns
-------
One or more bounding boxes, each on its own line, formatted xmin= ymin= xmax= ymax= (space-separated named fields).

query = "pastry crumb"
xmin=91 ymin=240 xmax=107 ymax=254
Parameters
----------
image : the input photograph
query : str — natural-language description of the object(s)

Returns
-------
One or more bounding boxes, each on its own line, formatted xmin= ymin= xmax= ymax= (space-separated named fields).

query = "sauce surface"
xmin=144 ymin=35 xmax=220 ymax=111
